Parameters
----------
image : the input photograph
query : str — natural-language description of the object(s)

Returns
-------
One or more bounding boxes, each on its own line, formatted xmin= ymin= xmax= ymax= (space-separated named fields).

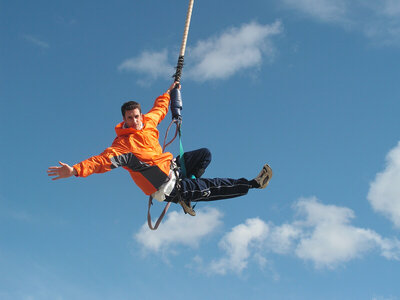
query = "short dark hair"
xmin=121 ymin=101 xmax=141 ymax=117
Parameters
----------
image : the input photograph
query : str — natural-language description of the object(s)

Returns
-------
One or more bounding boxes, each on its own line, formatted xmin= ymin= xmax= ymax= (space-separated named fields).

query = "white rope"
xmin=179 ymin=0 xmax=194 ymax=57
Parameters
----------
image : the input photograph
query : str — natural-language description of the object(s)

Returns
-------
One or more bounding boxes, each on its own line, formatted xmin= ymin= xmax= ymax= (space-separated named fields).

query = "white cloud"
xmin=292 ymin=197 xmax=395 ymax=269
xmin=280 ymin=0 xmax=400 ymax=45
xmin=186 ymin=21 xmax=283 ymax=81
xmin=205 ymin=197 xmax=400 ymax=274
xmin=368 ymin=141 xmax=400 ymax=228
xmin=22 ymin=35 xmax=49 ymax=49
xmin=135 ymin=207 xmax=222 ymax=253
xmin=208 ymin=218 xmax=269 ymax=275
xmin=118 ymin=49 xmax=174 ymax=84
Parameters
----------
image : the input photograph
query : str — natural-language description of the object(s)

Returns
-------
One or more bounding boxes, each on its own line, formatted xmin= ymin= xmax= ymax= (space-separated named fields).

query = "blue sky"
xmin=1 ymin=0 xmax=400 ymax=299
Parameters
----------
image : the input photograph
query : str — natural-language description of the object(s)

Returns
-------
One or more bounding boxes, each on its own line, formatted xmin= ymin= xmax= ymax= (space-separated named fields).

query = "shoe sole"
xmin=179 ymin=200 xmax=196 ymax=216
xmin=259 ymin=164 xmax=273 ymax=189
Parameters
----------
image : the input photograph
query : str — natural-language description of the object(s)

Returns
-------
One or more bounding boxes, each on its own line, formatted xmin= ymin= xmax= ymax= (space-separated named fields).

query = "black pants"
xmin=175 ymin=147 xmax=212 ymax=179
xmin=166 ymin=148 xmax=252 ymax=203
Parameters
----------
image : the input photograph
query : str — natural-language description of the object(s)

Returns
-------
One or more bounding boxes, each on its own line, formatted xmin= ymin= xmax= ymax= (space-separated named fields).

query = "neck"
xmin=124 ymin=122 xmax=143 ymax=130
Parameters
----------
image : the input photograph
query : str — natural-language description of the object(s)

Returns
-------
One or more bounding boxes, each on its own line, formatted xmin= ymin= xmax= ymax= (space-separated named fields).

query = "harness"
xmin=147 ymin=0 xmax=195 ymax=230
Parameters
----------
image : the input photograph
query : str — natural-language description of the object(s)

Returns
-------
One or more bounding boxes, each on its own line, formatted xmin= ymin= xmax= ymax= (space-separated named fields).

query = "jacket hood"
xmin=115 ymin=121 xmax=139 ymax=137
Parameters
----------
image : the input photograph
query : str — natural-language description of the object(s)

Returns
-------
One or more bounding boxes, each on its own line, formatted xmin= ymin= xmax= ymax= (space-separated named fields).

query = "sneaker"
xmin=254 ymin=163 xmax=273 ymax=189
xmin=178 ymin=199 xmax=196 ymax=216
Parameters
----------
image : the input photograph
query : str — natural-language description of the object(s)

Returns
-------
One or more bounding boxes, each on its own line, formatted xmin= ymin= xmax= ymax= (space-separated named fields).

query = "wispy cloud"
xmin=118 ymin=21 xmax=283 ymax=84
xmin=280 ymin=0 xmax=400 ymax=45
xmin=382 ymin=0 xmax=400 ymax=16
xmin=135 ymin=207 xmax=223 ymax=254
xmin=0 ymin=259 xmax=98 ymax=300
xmin=0 ymin=195 xmax=35 ymax=223
xmin=9 ymin=210 xmax=35 ymax=223
xmin=22 ymin=34 xmax=49 ymax=49
xmin=368 ymin=141 xmax=400 ymax=228
xmin=282 ymin=0 xmax=348 ymax=23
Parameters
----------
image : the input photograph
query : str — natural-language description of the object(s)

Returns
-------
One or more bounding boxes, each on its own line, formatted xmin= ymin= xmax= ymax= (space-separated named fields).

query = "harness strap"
xmin=147 ymin=197 xmax=171 ymax=230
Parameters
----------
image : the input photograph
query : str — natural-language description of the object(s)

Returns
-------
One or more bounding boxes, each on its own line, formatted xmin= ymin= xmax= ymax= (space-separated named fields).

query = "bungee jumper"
xmin=46 ymin=82 xmax=272 ymax=216
xmin=47 ymin=0 xmax=273 ymax=229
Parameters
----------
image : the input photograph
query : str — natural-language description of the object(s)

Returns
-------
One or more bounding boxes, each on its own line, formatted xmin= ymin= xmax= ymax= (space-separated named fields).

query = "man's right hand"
xmin=47 ymin=161 xmax=77 ymax=180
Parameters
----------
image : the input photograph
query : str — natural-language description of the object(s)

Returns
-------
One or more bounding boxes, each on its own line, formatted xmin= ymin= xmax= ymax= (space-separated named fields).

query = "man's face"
xmin=123 ymin=108 xmax=143 ymax=130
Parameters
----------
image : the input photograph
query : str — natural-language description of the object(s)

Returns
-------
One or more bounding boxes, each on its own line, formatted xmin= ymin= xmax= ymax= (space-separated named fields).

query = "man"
xmin=47 ymin=82 xmax=273 ymax=216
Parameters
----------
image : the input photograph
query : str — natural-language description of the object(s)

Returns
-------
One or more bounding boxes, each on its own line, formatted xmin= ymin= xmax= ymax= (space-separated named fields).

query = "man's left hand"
xmin=167 ymin=81 xmax=181 ymax=94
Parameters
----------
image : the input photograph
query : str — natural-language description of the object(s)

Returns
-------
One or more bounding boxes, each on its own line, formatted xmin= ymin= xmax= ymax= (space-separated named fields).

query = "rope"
xmin=174 ymin=0 xmax=195 ymax=82
xmin=180 ymin=0 xmax=194 ymax=58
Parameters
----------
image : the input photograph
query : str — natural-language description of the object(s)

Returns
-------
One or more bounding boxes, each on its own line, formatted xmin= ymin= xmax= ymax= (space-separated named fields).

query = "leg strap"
xmin=147 ymin=196 xmax=171 ymax=230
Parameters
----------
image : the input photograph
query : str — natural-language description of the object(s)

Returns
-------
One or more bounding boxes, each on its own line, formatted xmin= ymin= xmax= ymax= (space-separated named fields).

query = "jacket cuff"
xmin=72 ymin=164 xmax=81 ymax=177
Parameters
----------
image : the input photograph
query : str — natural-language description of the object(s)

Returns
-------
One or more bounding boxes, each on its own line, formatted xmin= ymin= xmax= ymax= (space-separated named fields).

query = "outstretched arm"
xmin=47 ymin=145 xmax=121 ymax=181
xmin=47 ymin=161 xmax=77 ymax=180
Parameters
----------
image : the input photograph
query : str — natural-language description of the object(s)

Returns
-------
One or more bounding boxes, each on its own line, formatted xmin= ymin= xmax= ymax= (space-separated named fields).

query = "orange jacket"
xmin=73 ymin=93 xmax=173 ymax=195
